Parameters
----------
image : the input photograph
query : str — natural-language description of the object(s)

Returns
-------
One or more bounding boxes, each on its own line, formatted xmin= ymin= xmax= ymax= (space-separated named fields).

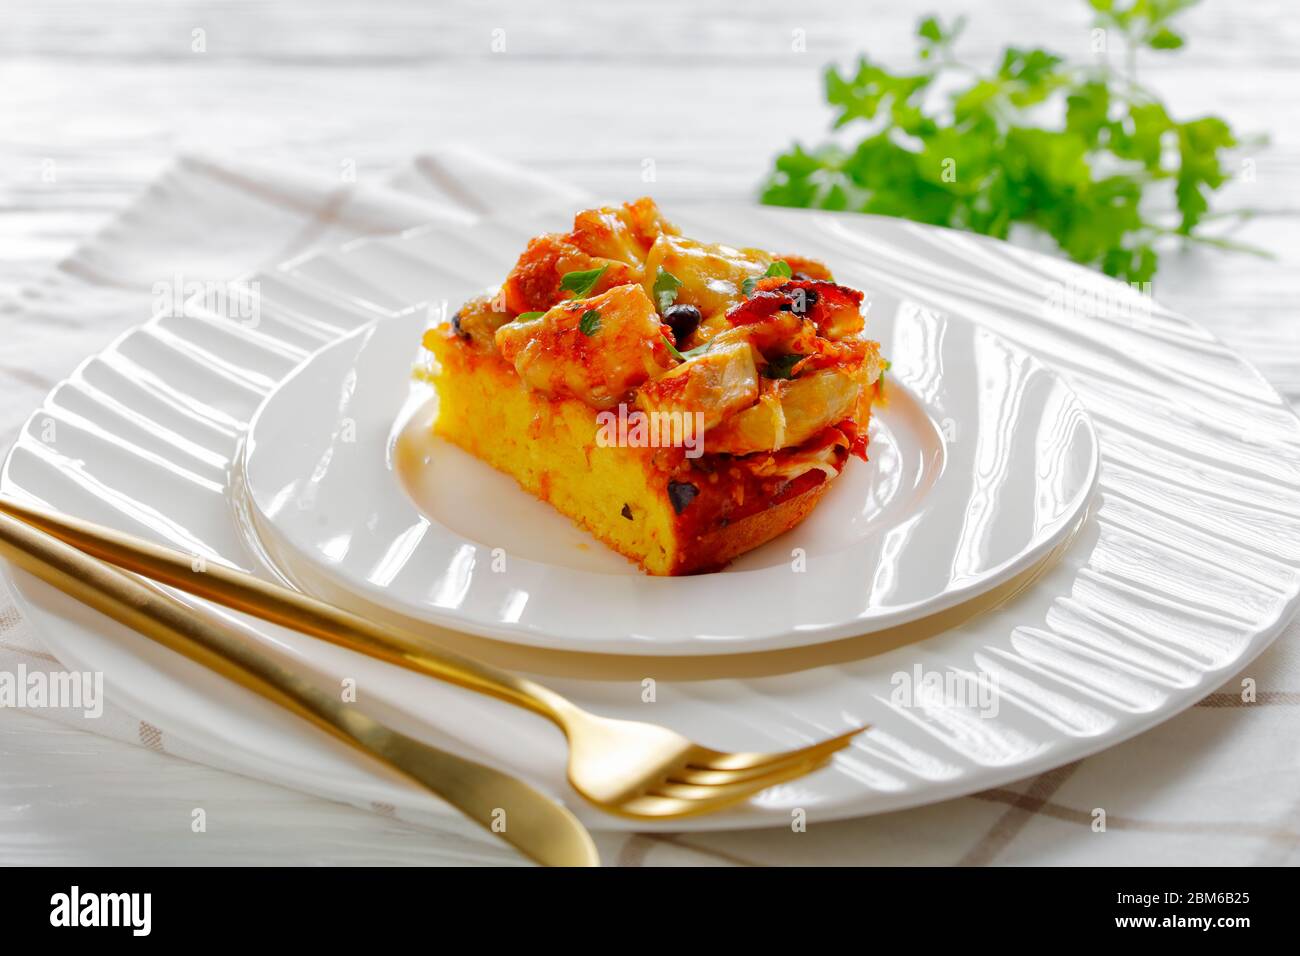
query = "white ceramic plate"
xmin=5 ymin=204 xmax=1300 ymax=830
xmin=239 ymin=303 xmax=1097 ymax=654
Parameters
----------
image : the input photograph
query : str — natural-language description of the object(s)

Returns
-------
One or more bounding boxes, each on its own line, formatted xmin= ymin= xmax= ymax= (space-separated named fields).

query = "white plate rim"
xmin=235 ymin=305 xmax=1101 ymax=655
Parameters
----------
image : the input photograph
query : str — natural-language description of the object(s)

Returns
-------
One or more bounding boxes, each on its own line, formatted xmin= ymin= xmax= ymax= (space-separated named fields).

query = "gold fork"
xmin=0 ymin=509 xmax=598 ymax=867
xmin=0 ymin=497 xmax=864 ymax=820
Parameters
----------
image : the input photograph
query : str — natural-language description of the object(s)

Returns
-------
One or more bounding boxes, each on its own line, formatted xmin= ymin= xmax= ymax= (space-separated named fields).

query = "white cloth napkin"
xmin=1 ymin=150 xmax=1297 ymax=866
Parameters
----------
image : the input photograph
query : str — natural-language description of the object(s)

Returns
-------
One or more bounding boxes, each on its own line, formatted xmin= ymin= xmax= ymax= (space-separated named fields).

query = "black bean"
xmin=663 ymin=304 xmax=702 ymax=342
xmin=667 ymin=481 xmax=700 ymax=515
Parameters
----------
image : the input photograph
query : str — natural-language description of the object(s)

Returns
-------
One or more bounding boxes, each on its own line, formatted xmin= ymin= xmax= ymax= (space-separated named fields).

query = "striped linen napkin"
xmin=0 ymin=150 xmax=1296 ymax=866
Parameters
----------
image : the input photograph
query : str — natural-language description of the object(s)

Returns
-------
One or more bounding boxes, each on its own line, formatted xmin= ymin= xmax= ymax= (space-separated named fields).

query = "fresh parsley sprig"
xmin=760 ymin=1 xmax=1263 ymax=283
xmin=578 ymin=309 xmax=602 ymax=336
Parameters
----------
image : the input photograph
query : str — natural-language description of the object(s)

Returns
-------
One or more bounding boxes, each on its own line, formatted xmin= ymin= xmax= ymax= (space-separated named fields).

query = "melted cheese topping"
xmin=642 ymin=234 xmax=772 ymax=320
xmin=495 ymin=284 xmax=673 ymax=409
xmin=456 ymin=197 xmax=883 ymax=454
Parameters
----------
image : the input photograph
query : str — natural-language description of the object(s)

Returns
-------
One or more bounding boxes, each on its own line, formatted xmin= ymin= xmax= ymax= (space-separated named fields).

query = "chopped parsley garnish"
xmin=653 ymin=267 xmax=684 ymax=312
xmin=516 ymin=311 xmax=545 ymax=321
xmin=741 ymin=260 xmax=793 ymax=296
xmin=764 ymin=353 xmax=804 ymax=379
xmin=560 ymin=266 xmax=608 ymax=299
xmin=662 ymin=336 xmax=712 ymax=362
xmin=579 ymin=309 xmax=602 ymax=336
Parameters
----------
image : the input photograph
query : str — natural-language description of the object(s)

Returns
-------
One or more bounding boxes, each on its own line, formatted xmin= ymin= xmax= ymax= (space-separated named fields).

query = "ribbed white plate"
xmin=4 ymin=204 xmax=1300 ymax=830
xmin=239 ymin=301 xmax=1097 ymax=654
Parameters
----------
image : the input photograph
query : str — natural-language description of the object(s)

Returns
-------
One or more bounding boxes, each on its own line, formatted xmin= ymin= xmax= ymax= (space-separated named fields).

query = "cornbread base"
xmin=427 ymin=330 xmax=843 ymax=575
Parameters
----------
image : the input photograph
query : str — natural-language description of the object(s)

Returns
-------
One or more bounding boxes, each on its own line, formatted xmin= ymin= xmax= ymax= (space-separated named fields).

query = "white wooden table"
xmin=1 ymin=0 xmax=1297 ymax=865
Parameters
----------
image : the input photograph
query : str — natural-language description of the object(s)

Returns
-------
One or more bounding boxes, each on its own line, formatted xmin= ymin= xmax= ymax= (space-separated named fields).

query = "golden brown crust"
xmin=666 ymin=476 xmax=833 ymax=575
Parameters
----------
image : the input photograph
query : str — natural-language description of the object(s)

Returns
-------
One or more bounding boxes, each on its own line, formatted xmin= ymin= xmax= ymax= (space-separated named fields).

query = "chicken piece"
xmin=643 ymin=234 xmax=773 ymax=318
xmin=495 ymin=284 xmax=675 ymax=409
xmin=499 ymin=198 xmax=678 ymax=316
xmin=571 ymin=199 xmax=676 ymax=266
xmin=636 ymin=340 xmax=759 ymax=431
xmin=706 ymin=367 xmax=869 ymax=455
xmin=708 ymin=312 xmax=811 ymax=355
xmin=450 ymin=295 xmax=513 ymax=352
xmin=570 ymin=209 xmax=650 ymax=269
xmin=781 ymin=254 xmax=834 ymax=281
xmin=621 ymin=196 xmax=681 ymax=248
xmin=499 ymin=235 xmax=637 ymax=315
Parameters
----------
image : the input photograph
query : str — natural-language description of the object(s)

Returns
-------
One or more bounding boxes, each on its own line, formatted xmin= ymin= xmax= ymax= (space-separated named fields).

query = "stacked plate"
xmin=5 ymin=205 xmax=1299 ymax=829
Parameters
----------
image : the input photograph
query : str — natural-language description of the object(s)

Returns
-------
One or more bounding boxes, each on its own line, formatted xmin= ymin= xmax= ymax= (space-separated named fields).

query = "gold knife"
xmin=0 ymin=509 xmax=599 ymax=867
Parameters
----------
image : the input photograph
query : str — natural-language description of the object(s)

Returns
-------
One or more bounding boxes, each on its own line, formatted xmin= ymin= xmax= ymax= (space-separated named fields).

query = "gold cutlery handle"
xmin=0 ymin=510 xmax=598 ymax=866
xmin=0 ymin=498 xmax=578 ymax=729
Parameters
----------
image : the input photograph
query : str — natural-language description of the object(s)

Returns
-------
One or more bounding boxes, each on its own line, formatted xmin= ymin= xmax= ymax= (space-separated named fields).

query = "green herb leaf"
xmin=560 ymin=266 xmax=608 ymax=300
xmin=516 ymin=311 xmax=545 ymax=321
xmin=1149 ymin=27 xmax=1184 ymax=50
xmin=918 ymin=17 xmax=944 ymax=44
xmin=760 ymin=4 xmax=1257 ymax=283
xmin=662 ymin=336 xmax=711 ymax=362
xmin=764 ymin=353 xmax=804 ymax=380
xmin=653 ymin=267 xmax=684 ymax=312
xmin=579 ymin=309 xmax=602 ymax=336
xmin=741 ymin=260 xmax=794 ymax=298
xmin=918 ymin=14 xmax=965 ymax=57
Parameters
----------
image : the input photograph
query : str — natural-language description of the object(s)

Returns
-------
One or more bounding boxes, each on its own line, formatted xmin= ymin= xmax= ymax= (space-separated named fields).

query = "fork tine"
xmin=681 ymin=726 xmax=865 ymax=774
xmin=565 ymin=728 xmax=860 ymax=818
xmin=649 ymin=768 xmax=824 ymax=801
xmin=625 ymin=753 xmax=841 ymax=818
xmin=655 ymin=735 xmax=861 ymax=802
xmin=669 ymin=731 xmax=860 ymax=786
